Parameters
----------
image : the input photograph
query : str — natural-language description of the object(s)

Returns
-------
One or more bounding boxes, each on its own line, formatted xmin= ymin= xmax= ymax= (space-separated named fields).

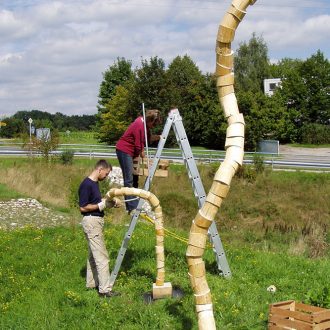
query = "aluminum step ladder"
xmin=109 ymin=109 xmax=231 ymax=288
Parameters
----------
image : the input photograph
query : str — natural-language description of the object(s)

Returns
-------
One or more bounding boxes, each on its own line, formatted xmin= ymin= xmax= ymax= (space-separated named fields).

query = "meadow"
xmin=0 ymin=156 xmax=329 ymax=329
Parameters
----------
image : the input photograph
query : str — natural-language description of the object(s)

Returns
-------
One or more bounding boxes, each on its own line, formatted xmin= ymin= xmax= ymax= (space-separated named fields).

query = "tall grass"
xmin=0 ymin=158 xmax=329 ymax=258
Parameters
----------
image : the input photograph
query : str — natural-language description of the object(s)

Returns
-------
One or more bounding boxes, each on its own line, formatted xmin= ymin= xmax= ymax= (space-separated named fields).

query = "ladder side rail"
xmin=171 ymin=110 xmax=231 ymax=277
xmin=143 ymin=113 xmax=175 ymax=191
xmin=110 ymin=112 xmax=174 ymax=287
xmin=171 ymin=111 xmax=206 ymax=206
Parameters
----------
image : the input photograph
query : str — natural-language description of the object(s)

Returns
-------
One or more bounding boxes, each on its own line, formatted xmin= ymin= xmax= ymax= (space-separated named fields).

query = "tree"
xmin=165 ymin=55 xmax=209 ymax=146
xmin=234 ymin=33 xmax=271 ymax=94
xmin=299 ymin=50 xmax=330 ymax=125
xmin=22 ymin=129 xmax=60 ymax=162
xmin=237 ymin=90 xmax=298 ymax=149
xmin=96 ymin=85 xmax=130 ymax=144
xmin=127 ymin=56 xmax=168 ymax=119
xmin=275 ymin=50 xmax=330 ymax=142
xmin=0 ymin=117 xmax=26 ymax=138
xmin=97 ymin=57 xmax=133 ymax=115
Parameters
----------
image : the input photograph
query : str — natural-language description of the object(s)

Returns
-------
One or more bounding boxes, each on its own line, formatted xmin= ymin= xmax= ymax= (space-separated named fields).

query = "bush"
xmin=60 ymin=150 xmax=75 ymax=165
xmin=236 ymin=165 xmax=257 ymax=182
xmin=68 ymin=176 xmax=81 ymax=209
xmin=253 ymin=153 xmax=265 ymax=173
xmin=300 ymin=123 xmax=330 ymax=144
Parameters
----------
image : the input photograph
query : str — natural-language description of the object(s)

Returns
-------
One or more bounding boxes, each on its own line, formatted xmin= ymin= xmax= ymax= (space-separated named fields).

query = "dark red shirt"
xmin=116 ymin=117 xmax=150 ymax=158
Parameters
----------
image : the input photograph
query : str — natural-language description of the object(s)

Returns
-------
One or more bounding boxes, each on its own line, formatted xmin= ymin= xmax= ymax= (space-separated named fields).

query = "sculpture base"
xmin=152 ymin=282 xmax=172 ymax=299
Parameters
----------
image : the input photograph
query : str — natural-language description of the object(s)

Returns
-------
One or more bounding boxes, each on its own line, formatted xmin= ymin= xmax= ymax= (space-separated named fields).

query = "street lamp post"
xmin=28 ymin=118 xmax=33 ymax=143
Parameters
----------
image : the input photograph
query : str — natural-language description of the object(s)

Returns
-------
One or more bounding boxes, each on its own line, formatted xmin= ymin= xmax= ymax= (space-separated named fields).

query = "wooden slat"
xmin=313 ymin=310 xmax=330 ymax=323
xmin=268 ymin=324 xmax=285 ymax=330
xmin=271 ymin=300 xmax=295 ymax=309
xmin=296 ymin=302 xmax=325 ymax=313
xmin=270 ymin=315 xmax=313 ymax=330
xmin=314 ymin=320 xmax=330 ymax=330
xmin=270 ymin=306 xmax=313 ymax=322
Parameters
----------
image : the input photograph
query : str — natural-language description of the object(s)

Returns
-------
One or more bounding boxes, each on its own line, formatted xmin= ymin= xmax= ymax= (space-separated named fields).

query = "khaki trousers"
xmin=81 ymin=215 xmax=111 ymax=294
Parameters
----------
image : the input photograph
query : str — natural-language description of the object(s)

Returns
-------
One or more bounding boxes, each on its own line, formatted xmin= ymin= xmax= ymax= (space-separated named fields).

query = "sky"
xmin=1 ymin=0 xmax=329 ymax=118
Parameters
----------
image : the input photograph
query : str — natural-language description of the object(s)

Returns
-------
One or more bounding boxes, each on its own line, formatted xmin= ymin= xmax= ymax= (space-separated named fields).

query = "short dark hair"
xmin=95 ymin=159 xmax=112 ymax=170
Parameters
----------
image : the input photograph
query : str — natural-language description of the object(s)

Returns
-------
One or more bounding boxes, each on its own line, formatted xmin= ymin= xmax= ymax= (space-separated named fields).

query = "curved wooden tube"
xmin=186 ymin=1 xmax=256 ymax=329
xmin=106 ymin=187 xmax=166 ymax=286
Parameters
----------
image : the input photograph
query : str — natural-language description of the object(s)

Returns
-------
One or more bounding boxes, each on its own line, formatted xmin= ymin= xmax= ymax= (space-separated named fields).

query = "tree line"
xmin=96 ymin=34 xmax=329 ymax=150
xmin=0 ymin=110 xmax=96 ymax=138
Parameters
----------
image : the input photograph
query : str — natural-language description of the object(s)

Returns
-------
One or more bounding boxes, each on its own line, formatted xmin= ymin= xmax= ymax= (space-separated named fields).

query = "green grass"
xmin=58 ymin=131 xmax=101 ymax=145
xmin=0 ymin=223 xmax=329 ymax=329
xmin=288 ymin=143 xmax=330 ymax=148
xmin=0 ymin=183 xmax=26 ymax=200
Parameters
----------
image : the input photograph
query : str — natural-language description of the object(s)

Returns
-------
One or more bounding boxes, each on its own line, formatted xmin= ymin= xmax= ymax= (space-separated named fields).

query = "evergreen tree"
xmin=234 ymin=33 xmax=271 ymax=93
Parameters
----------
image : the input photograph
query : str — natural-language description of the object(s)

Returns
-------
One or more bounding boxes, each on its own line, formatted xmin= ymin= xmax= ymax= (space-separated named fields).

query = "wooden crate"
xmin=268 ymin=300 xmax=330 ymax=330
xmin=133 ymin=157 xmax=169 ymax=178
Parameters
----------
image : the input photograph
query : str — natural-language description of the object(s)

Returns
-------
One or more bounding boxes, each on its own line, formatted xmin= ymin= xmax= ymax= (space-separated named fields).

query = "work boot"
xmin=98 ymin=291 xmax=120 ymax=298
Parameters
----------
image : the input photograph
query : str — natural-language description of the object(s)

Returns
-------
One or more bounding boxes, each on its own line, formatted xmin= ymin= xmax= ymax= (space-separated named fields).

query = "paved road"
xmin=279 ymin=145 xmax=330 ymax=157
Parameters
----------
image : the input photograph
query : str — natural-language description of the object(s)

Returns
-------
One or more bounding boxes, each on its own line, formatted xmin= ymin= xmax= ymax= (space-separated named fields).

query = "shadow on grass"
xmin=166 ymin=298 xmax=193 ymax=330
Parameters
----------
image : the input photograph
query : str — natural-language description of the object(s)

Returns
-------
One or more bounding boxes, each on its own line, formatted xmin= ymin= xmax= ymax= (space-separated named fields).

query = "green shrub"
xmin=60 ymin=150 xmax=75 ymax=165
xmin=68 ymin=176 xmax=81 ymax=209
xmin=253 ymin=153 xmax=265 ymax=174
xmin=300 ymin=123 xmax=330 ymax=144
xmin=236 ymin=164 xmax=257 ymax=182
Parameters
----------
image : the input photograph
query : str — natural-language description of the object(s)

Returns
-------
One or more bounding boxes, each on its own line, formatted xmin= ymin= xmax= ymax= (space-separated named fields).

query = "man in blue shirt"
xmin=79 ymin=159 xmax=119 ymax=297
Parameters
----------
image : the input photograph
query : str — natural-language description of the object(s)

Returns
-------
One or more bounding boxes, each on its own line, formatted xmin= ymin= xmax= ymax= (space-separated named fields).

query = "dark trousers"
xmin=116 ymin=149 xmax=139 ymax=211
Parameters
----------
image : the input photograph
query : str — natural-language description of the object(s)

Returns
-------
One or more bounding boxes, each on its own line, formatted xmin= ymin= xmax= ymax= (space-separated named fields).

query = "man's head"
xmin=95 ymin=159 xmax=112 ymax=181
xmin=146 ymin=109 xmax=161 ymax=129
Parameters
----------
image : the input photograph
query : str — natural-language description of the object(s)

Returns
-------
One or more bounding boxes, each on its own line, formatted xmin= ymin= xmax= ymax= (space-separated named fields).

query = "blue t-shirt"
xmin=78 ymin=177 xmax=104 ymax=217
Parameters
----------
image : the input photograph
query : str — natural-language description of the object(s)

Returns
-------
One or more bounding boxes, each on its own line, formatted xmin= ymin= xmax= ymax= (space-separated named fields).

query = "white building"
xmin=263 ymin=78 xmax=281 ymax=96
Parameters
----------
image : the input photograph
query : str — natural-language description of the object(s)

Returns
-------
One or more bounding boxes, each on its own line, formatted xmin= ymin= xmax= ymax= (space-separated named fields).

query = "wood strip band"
xmin=226 ymin=122 xmax=245 ymax=137
xmin=228 ymin=5 xmax=246 ymax=20
xmin=191 ymin=222 xmax=209 ymax=235
xmin=215 ymin=63 xmax=232 ymax=76
xmin=200 ymin=202 xmax=219 ymax=220
xmin=220 ymin=93 xmax=239 ymax=117
xmin=216 ymin=73 xmax=234 ymax=87
xmin=194 ymin=210 xmax=213 ymax=228
xmin=225 ymin=145 xmax=244 ymax=165
xmin=186 ymin=244 xmax=205 ymax=257
xmin=216 ymin=51 xmax=234 ymax=68
xmin=194 ymin=291 xmax=212 ymax=305
xmin=205 ymin=192 xmax=223 ymax=207
xmin=217 ymin=25 xmax=235 ymax=43
xmin=210 ymin=181 xmax=230 ymax=198
xmin=196 ymin=304 xmax=213 ymax=313
xmin=188 ymin=233 xmax=207 ymax=249
xmin=227 ymin=112 xmax=245 ymax=125
xmin=225 ymin=136 xmax=245 ymax=149
xmin=218 ymin=84 xmax=235 ymax=97
xmin=189 ymin=261 xmax=206 ymax=278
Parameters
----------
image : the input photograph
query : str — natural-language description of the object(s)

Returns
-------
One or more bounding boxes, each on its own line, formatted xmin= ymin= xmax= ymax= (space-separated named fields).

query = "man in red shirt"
xmin=116 ymin=109 xmax=161 ymax=213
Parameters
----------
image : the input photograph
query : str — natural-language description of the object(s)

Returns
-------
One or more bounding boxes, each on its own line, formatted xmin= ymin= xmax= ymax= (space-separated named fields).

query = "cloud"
xmin=0 ymin=0 xmax=329 ymax=117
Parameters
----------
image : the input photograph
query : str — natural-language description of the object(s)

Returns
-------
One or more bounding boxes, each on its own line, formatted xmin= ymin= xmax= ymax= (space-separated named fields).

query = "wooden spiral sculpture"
xmin=185 ymin=1 xmax=256 ymax=329
xmin=106 ymin=187 xmax=172 ymax=298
